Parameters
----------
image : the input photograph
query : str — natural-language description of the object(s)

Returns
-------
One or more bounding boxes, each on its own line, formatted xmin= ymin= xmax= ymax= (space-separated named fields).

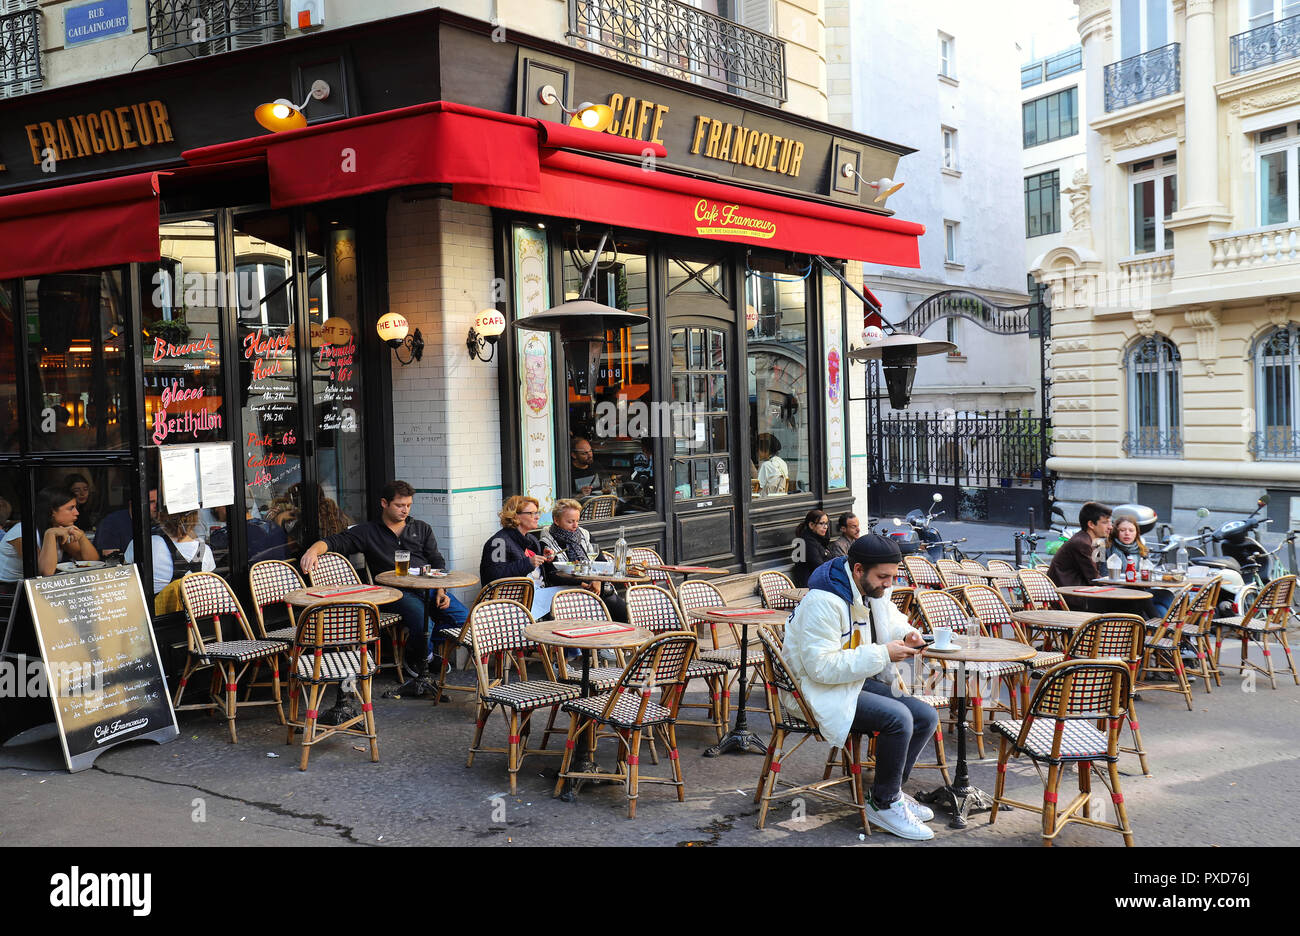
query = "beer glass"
xmin=394 ymin=551 xmax=411 ymax=576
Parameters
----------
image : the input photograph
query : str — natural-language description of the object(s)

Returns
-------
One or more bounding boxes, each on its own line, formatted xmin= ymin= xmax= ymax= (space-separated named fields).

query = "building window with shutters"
xmin=1251 ymin=322 xmax=1300 ymax=459
xmin=1123 ymin=335 xmax=1182 ymax=457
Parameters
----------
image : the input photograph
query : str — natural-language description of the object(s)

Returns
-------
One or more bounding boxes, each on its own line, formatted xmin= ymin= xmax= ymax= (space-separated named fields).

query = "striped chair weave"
xmin=1216 ymin=575 xmax=1294 ymax=634
xmin=626 ymin=584 xmax=685 ymax=635
xmin=621 ymin=631 xmax=697 ymax=688
xmin=296 ymin=603 xmax=377 ymax=647
xmin=181 ymin=572 xmax=242 ymax=621
xmin=629 ymin=547 xmax=673 ymax=590
xmin=962 ymin=584 xmax=1018 ymax=639
xmin=309 ymin=552 xmax=363 ymax=588
xmin=1033 ymin=659 xmax=1130 ymax=718
xmin=563 ymin=691 xmax=673 ymax=728
xmin=551 ymin=588 xmax=610 ymax=622
xmin=936 ymin=559 xmax=971 ymax=587
xmin=469 ymin=600 xmax=533 ymax=657
xmin=486 ymin=680 xmax=580 ymax=711
xmin=579 ymin=496 xmax=617 ymax=521
xmin=1017 ymin=568 xmax=1066 ymax=610
xmin=989 ymin=717 xmax=1110 ymax=761
xmin=200 ymin=639 xmax=284 ymax=664
xmin=558 ymin=665 xmax=625 ymax=693
xmin=961 ymin=559 xmax=988 ymax=575
xmin=890 ymin=587 xmax=916 ymax=620
xmin=678 ymin=579 xmax=725 ymax=615
xmin=987 ymin=559 xmax=1017 ymax=574
xmin=473 ymin=577 xmax=535 ymax=610
xmin=757 ymin=626 xmax=823 ymax=737
xmin=903 ymin=556 xmax=943 ymax=589
xmin=250 ymin=559 xmax=304 ymax=609
xmin=915 ymin=589 xmax=980 ymax=634
xmin=758 ymin=571 xmax=797 ymax=611
xmin=1066 ymin=615 xmax=1144 ymax=664
xmin=699 ymin=645 xmax=764 ymax=668
xmin=295 ymin=649 xmax=366 ymax=681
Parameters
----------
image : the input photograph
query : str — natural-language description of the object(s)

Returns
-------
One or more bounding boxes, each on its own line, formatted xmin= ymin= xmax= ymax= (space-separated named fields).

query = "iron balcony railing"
xmin=1122 ymin=428 xmax=1184 ymax=458
xmin=1231 ymin=15 xmax=1300 ymax=74
xmin=1104 ymin=42 xmax=1180 ymax=112
xmin=1249 ymin=428 xmax=1300 ymax=460
xmin=147 ymin=0 xmax=283 ymax=57
xmin=0 ymin=8 xmax=41 ymax=97
xmin=568 ymin=0 xmax=786 ymax=105
xmin=880 ymin=410 xmax=1045 ymax=488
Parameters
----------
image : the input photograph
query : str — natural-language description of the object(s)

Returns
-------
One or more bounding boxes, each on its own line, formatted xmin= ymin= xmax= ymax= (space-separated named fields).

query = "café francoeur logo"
xmin=693 ymin=199 xmax=776 ymax=240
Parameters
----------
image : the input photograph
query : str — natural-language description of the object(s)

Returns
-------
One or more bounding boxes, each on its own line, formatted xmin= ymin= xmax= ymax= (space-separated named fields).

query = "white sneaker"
xmin=901 ymin=792 xmax=935 ymax=822
xmin=866 ymin=797 xmax=935 ymax=841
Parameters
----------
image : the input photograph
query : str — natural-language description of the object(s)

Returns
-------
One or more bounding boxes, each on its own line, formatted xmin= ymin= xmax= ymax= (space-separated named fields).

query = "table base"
xmin=917 ymin=781 xmax=1003 ymax=829
xmin=703 ymin=728 xmax=768 ymax=757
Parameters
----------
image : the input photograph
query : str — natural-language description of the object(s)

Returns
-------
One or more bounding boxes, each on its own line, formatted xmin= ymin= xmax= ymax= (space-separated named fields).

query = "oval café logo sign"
xmin=693 ymin=199 xmax=776 ymax=240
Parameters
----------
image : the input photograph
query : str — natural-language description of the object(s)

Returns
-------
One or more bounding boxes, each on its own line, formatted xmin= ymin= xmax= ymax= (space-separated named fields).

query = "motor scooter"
xmin=1152 ymin=503 xmax=1268 ymax=618
xmin=879 ymin=492 xmax=945 ymax=561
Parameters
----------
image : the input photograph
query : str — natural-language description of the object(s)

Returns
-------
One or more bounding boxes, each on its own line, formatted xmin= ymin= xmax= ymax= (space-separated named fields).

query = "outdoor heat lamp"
xmin=255 ymin=79 xmax=331 ymax=132
xmin=538 ymin=85 xmax=615 ymax=134
xmin=512 ymin=299 xmax=645 ymax=397
xmin=848 ymin=333 xmax=955 ymax=409
xmin=376 ymin=311 xmax=423 ymax=366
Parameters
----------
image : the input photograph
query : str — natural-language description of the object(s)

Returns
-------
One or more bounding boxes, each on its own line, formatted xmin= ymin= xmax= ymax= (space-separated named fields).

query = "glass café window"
xmin=136 ymin=218 xmax=232 ymax=602
xmin=746 ymin=256 xmax=810 ymax=498
xmin=561 ymin=233 xmax=653 ymax=515
xmin=234 ymin=211 xmax=306 ymax=564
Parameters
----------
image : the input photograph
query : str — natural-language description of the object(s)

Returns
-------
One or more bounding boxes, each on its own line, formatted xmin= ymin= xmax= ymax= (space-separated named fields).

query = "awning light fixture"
xmin=538 ymin=85 xmax=615 ymax=134
xmin=376 ymin=311 xmax=423 ymax=366
xmin=847 ymin=332 xmax=955 ymax=409
xmin=841 ymin=164 xmax=905 ymax=204
xmin=255 ymin=79 xmax=331 ymax=132
xmin=467 ymin=309 xmax=506 ymax=362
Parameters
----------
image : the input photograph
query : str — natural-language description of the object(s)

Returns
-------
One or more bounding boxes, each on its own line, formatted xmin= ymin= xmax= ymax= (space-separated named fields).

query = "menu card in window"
xmin=198 ymin=443 xmax=236 ymax=508
xmin=159 ymin=445 xmax=200 ymax=511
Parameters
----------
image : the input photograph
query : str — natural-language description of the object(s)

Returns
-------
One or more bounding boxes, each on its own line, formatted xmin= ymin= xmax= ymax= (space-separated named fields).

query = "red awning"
xmin=0 ymin=172 xmax=165 ymax=280
xmin=454 ymin=149 xmax=924 ymax=267
xmin=182 ymin=101 xmax=667 ymax=209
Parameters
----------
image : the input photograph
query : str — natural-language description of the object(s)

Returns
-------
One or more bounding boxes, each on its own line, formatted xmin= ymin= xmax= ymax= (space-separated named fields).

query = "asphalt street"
xmin=2 ymin=619 xmax=1296 ymax=848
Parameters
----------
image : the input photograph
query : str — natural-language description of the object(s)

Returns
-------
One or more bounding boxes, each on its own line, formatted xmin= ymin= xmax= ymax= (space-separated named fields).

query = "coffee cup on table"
xmin=932 ymin=626 xmax=954 ymax=650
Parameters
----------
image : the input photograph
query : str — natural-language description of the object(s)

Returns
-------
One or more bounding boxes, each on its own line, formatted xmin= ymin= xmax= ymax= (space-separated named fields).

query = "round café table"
xmin=373 ymin=569 xmax=480 ymax=699
xmin=283 ymin=584 xmax=404 ymax=720
xmin=915 ymin=636 xmax=1036 ymax=828
xmin=1056 ymin=585 xmax=1152 ymax=601
xmin=687 ymin=607 xmax=790 ymax=757
xmin=525 ymin=620 xmax=653 ymax=801
xmin=645 ymin=564 xmax=729 ymax=576
xmin=549 ymin=568 xmax=653 ymax=586
xmin=1010 ymin=608 xmax=1095 ymax=650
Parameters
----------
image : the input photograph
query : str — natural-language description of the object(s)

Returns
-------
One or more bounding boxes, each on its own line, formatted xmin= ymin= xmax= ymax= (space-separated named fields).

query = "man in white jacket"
xmin=781 ymin=533 xmax=938 ymax=840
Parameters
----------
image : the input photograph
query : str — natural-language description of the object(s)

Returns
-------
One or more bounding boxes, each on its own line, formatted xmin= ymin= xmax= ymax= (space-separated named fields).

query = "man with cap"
xmin=780 ymin=533 xmax=938 ymax=840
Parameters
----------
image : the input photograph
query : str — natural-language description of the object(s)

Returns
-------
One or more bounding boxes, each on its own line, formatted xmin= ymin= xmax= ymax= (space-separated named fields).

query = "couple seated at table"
xmin=783 ymin=533 xmax=938 ymax=841
xmin=299 ymin=480 xmax=468 ymax=683
xmin=1046 ymin=501 xmax=1169 ymax=618
xmin=478 ymin=496 xmax=627 ymax=622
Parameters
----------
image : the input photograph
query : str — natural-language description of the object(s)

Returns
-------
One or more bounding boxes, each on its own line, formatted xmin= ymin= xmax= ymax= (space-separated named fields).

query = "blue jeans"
xmin=850 ymin=678 xmax=940 ymax=805
xmin=392 ymin=590 xmax=469 ymax=667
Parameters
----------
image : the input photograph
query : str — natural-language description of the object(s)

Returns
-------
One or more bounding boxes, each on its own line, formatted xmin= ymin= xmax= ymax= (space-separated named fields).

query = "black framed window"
xmin=746 ymin=254 xmax=810 ymax=497
xmin=1025 ymin=170 xmax=1060 ymax=237
xmin=1023 ymin=87 xmax=1078 ymax=147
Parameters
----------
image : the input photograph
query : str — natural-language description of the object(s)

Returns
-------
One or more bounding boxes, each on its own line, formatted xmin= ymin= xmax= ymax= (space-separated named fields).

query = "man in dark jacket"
xmin=1047 ymin=501 xmax=1113 ymax=587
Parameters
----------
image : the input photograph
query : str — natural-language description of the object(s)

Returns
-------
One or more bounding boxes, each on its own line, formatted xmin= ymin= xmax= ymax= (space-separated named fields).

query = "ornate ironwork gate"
xmin=866 ymin=289 xmax=1054 ymax=525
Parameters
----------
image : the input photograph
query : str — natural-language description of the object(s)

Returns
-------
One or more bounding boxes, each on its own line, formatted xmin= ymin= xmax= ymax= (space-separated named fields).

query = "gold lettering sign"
xmin=24 ymin=100 xmax=174 ymax=166
xmin=693 ymin=198 xmax=776 ymax=239
xmin=604 ymin=93 xmax=669 ymax=147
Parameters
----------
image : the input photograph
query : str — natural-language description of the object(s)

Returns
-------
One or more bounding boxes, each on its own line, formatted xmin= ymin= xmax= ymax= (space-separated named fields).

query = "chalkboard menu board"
xmin=22 ymin=565 xmax=178 ymax=772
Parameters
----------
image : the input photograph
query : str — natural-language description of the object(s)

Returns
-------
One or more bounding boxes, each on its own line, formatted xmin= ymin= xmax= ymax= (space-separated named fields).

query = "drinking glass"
xmin=394 ymin=551 xmax=410 ymax=576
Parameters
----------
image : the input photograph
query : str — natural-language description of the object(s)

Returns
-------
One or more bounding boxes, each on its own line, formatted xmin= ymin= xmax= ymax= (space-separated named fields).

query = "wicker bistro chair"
xmin=628 ymin=546 xmax=675 ymax=595
xmin=626 ymin=585 xmax=730 ymax=742
xmin=1063 ymin=614 xmax=1150 ymax=776
xmin=308 ymin=552 xmax=406 ymax=680
xmin=177 ymin=572 xmax=286 ymax=743
xmin=579 ymin=496 xmax=618 ymax=522
xmin=549 ymin=588 xmax=629 ymax=693
xmin=961 ymin=559 xmax=988 ymax=576
xmin=286 ymin=601 xmax=381 ymax=771
xmin=902 ymin=555 xmax=944 ymax=591
xmin=935 ymin=559 xmax=972 ymax=588
xmin=913 ymin=589 xmax=1025 ymax=758
xmin=985 ymin=559 xmax=1026 ymax=609
xmin=1134 ymin=585 xmax=1198 ymax=709
xmin=436 ymin=577 xmax=537 ymax=700
xmin=1179 ymin=577 xmax=1223 ymax=691
xmin=959 ymin=584 xmax=1066 ymax=714
xmin=889 ymin=587 xmax=918 ymax=627
xmin=677 ymin=579 xmax=772 ymax=721
xmin=1016 ymin=568 xmax=1072 ymax=649
xmin=989 ymin=659 xmax=1136 ymax=847
xmin=752 ymin=626 xmax=869 ymax=835
xmin=1214 ymin=574 xmax=1298 ymax=690
xmin=248 ymin=560 xmax=306 ymax=643
xmin=555 ymin=631 xmax=699 ymax=818
xmin=758 ymin=570 xmax=798 ymax=612
xmin=465 ymin=600 xmax=580 ymax=794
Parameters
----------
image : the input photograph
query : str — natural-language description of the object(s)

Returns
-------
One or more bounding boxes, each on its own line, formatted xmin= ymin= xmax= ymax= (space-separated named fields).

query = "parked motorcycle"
xmin=1152 ymin=502 xmax=1270 ymax=618
xmin=880 ymin=492 xmax=945 ymax=561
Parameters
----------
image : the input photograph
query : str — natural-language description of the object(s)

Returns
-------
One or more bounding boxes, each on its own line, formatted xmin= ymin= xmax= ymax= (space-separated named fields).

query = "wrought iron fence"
xmin=1104 ymin=42 xmax=1180 ymax=111
xmin=1249 ymin=428 xmax=1300 ymax=460
xmin=879 ymin=410 xmax=1046 ymax=488
xmin=147 ymin=0 xmax=283 ymax=56
xmin=1122 ymin=428 xmax=1183 ymax=458
xmin=1231 ymin=15 xmax=1300 ymax=74
xmin=568 ymin=0 xmax=786 ymax=105
xmin=0 ymin=9 xmax=40 ymax=97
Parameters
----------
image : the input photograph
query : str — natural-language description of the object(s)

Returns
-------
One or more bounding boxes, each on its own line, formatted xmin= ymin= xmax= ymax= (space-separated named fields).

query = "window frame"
xmin=944 ymin=221 xmax=960 ymax=264
xmin=942 ymin=126 xmax=958 ymax=170
xmin=939 ymin=32 xmax=955 ymax=78
xmin=1253 ymin=322 xmax=1300 ymax=459
xmin=1124 ymin=334 xmax=1182 ymax=457
xmin=1117 ymin=0 xmax=1173 ymax=59
xmin=1256 ymin=122 xmax=1298 ymax=227
xmin=1022 ymin=87 xmax=1078 ymax=148
xmin=1024 ymin=169 xmax=1061 ymax=238
xmin=1245 ymin=0 xmax=1300 ymax=31
xmin=1128 ymin=154 xmax=1178 ymax=256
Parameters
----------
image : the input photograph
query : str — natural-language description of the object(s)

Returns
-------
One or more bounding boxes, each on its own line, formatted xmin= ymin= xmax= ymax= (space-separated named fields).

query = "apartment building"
xmin=1034 ymin=0 xmax=1300 ymax=533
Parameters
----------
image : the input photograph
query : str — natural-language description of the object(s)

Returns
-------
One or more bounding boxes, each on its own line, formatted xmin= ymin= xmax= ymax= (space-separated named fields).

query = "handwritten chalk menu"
xmin=158 ymin=442 xmax=236 ymax=512
xmin=23 ymin=565 xmax=178 ymax=771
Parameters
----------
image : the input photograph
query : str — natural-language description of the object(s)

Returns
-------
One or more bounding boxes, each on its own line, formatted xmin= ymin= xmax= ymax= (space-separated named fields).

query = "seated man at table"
xmin=570 ymin=437 xmax=602 ymax=497
xmin=782 ymin=534 xmax=936 ymax=841
xmin=1046 ymin=500 xmax=1112 ymax=588
xmin=300 ymin=480 xmax=468 ymax=683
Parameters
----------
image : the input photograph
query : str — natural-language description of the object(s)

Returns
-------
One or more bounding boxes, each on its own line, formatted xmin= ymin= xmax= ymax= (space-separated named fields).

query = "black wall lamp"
xmin=467 ymin=310 xmax=506 ymax=361
xmin=376 ymin=312 xmax=423 ymax=366
xmin=848 ymin=329 xmax=955 ymax=409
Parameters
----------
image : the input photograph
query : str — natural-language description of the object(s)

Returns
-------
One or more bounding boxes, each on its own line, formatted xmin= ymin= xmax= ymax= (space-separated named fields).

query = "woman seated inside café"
xmin=0 ymin=485 xmax=100 ymax=583
xmin=538 ymin=498 xmax=628 ymax=622
xmin=790 ymin=508 xmax=833 ymax=588
xmin=479 ymin=494 xmax=564 ymax=619
xmin=124 ymin=508 xmax=215 ymax=613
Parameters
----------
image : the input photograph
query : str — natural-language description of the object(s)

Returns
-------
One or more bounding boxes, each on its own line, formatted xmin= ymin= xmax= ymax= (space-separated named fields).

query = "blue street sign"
xmin=64 ymin=0 xmax=130 ymax=47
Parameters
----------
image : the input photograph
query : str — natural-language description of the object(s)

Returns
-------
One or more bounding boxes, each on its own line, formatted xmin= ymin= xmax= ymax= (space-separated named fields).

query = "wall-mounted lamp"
xmin=841 ymin=164 xmax=905 ymax=204
xmin=255 ymin=79 xmax=331 ymax=132
xmin=467 ymin=309 xmax=506 ymax=361
xmin=538 ymin=85 xmax=615 ymax=133
xmin=377 ymin=311 xmax=423 ymax=366
xmin=848 ymin=332 xmax=955 ymax=409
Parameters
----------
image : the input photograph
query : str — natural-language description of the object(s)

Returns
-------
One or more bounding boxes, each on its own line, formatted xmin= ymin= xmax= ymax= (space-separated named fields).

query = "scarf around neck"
xmin=548 ymin=523 xmax=588 ymax=562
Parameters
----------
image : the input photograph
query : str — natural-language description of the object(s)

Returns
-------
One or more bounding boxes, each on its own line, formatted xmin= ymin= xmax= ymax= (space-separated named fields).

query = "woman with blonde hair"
xmin=479 ymin=494 xmax=562 ymax=618
xmin=125 ymin=509 xmax=215 ymax=613
xmin=540 ymin=498 xmax=628 ymax=622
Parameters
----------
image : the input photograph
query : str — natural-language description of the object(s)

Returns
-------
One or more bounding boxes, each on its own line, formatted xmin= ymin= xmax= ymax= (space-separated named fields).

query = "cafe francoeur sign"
xmin=693 ymin=199 xmax=776 ymax=240
xmin=22 ymin=99 xmax=174 ymax=166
